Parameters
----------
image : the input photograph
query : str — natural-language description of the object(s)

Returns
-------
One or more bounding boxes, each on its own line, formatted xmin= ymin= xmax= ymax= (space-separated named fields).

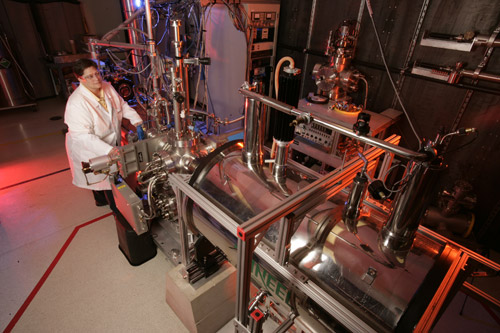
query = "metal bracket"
xmin=285 ymin=264 xmax=309 ymax=284
xmin=233 ymin=318 xmax=250 ymax=333
xmin=361 ymin=267 xmax=378 ymax=285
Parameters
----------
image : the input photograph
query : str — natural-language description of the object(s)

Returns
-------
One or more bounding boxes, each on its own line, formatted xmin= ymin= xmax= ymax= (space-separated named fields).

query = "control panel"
xmin=245 ymin=3 xmax=279 ymax=95
xmin=250 ymin=11 xmax=277 ymax=52
xmin=293 ymin=99 xmax=402 ymax=168
xmin=297 ymin=122 xmax=334 ymax=147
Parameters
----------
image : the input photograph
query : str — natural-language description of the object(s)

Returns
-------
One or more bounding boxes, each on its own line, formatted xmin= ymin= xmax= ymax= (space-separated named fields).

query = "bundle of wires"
xmin=99 ymin=0 xmax=252 ymax=133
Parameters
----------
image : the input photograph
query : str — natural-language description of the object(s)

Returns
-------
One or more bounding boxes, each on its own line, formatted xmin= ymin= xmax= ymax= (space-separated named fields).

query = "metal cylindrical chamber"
xmin=378 ymin=161 xmax=443 ymax=264
xmin=332 ymin=53 xmax=349 ymax=73
xmin=243 ymin=91 xmax=267 ymax=167
xmin=193 ymin=144 xmax=314 ymax=222
xmin=185 ymin=141 xmax=317 ymax=263
xmin=342 ymin=172 xmax=368 ymax=234
xmin=272 ymin=139 xmax=292 ymax=183
xmin=184 ymin=138 xmax=454 ymax=332
xmin=170 ymin=20 xmax=190 ymax=137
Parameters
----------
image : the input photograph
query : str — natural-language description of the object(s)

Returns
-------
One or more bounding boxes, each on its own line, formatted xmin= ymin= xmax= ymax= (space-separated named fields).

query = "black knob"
xmin=353 ymin=112 xmax=371 ymax=136
xmin=82 ymin=162 xmax=92 ymax=174
xmin=368 ymin=180 xmax=389 ymax=200
xmin=173 ymin=92 xmax=185 ymax=104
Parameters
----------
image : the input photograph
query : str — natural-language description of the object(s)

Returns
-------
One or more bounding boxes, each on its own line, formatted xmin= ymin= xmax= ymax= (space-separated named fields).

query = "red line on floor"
xmin=0 ymin=168 xmax=70 ymax=191
xmin=480 ymin=301 xmax=500 ymax=326
xmin=3 ymin=212 xmax=113 ymax=333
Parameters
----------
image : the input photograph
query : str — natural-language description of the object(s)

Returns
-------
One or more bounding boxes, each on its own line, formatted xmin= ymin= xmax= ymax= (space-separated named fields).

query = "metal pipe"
xmin=272 ymin=139 xmax=292 ymax=185
xmin=342 ymin=171 xmax=368 ymax=234
xmin=89 ymin=40 xmax=99 ymax=61
xmin=276 ymin=48 xmax=500 ymax=95
xmin=273 ymin=313 xmax=297 ymax=333
xmin=473 ymin=35 xmax=500 ymax=48
xmin=102 ymin=7 xmax=145 ymax=41
xmin=143 ymin=0 xmax=154 ymax=40
xmin=242 ymin=85 xmax=264 ymax=167
xmin=352 ymin=58 xmax=500 ymax=96
xmin=172 ymin=20 xmax=183 ymax=69
xmin=445 ymin=25 xmax=500 ymax=152
xmin=222 ymin=115 xmax=245 ymax=125
xmin=239 ymin=88 xmax=428 ymax=161
xmin=170 ymin=64 xmax=183 ymax=135
xmin=378 ymin=159 xmax=441 ymax=264
xmin=89 ymin=39 xmax=148 ymax=51
xmin=183 ymin=64 xmax=191 ymax=128
xmin=121 ymin=0 xmax=142 ymax=69
xmin=144 ymin=0 xmax=159 ymax=94
xmin=171 ymin=20 xmax=190 ymax=137
xmin=461 ymin=69 xmax=500 ymax=83
xmin=351 ymin=0 xmax=366 ymax=58
xmin=236 ymin=136 xmax=399 ymax=241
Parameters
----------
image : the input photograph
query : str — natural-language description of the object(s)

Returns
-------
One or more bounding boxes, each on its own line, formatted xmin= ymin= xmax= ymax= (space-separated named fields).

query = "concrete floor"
xmin=1 ymin=97 xmax=499 ymax=332
xmin=0 ymin=98 xmax=187 ymax=332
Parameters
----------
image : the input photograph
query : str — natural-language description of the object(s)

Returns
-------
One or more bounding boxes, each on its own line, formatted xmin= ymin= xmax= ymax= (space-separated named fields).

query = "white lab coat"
xmin=65 ymin=81 xmax=143 ymax=190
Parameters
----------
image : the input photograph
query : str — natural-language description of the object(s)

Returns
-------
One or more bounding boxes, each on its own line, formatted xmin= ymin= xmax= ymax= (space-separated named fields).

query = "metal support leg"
xmin=174 ymin=186 xmax=190 ymax=267
xmin=235 ymin=237 xmax=255 ymax=329
xmin=275 ymin=216 xmax=294 ymax=266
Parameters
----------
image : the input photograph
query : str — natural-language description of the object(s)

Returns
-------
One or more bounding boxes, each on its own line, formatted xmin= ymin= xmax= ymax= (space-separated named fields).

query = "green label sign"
xmin=251 ymin=260 xmax=291 ymax=307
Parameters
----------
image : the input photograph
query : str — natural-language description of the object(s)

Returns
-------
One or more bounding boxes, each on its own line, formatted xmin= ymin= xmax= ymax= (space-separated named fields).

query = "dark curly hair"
xmin=73 ymin=58 xmax=98 ymax=77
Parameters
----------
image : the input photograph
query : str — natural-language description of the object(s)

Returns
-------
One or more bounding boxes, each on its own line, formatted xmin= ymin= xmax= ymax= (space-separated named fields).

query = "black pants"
xmin=92 ymin=189 xmax=119 ymax=215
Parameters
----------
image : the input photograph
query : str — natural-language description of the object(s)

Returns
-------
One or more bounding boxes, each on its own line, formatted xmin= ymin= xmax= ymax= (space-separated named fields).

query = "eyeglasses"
xmin=82 ymin=72 xmax=102 ymax=80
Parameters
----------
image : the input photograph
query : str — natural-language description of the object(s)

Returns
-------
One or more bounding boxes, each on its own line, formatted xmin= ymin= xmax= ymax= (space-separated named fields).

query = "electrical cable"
xmin=221 ymin=0 xmax=250 ymax=45
xmin=359 ymin=76 xmax=369 ymax=109
xmin=105 ymin=49 xmax=151 ymax=75
xmin=145 ymin=176 xmax=158 ymax=219
xmin=365 ymin=0 xmax=422 ymax=151
xmin=381 ymin=162 xmax=413 ymax=194
xmin=274 ymin=56 xmax=295 ymax=98
xmin=192 ymin=4 xmax=206 ymax=114
xmin=105 ymin=26 xmax=149 ymax=39
xmin=151 ymin=7 xmax=160 ymax=29
xmin=442 ymin=131 xmax=478 ymax=155
xmin=194 ymin=5 xmax=204 ymax=58
xmin=157 ymin=16 xmax=170 ymax=45
xmin=182 ymin=2 xmax=201 ymax=54
xmin=197 ymin=5 xmax=215 ymax=131
xmin=206 ymin=84 xmax=216 ymax=128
